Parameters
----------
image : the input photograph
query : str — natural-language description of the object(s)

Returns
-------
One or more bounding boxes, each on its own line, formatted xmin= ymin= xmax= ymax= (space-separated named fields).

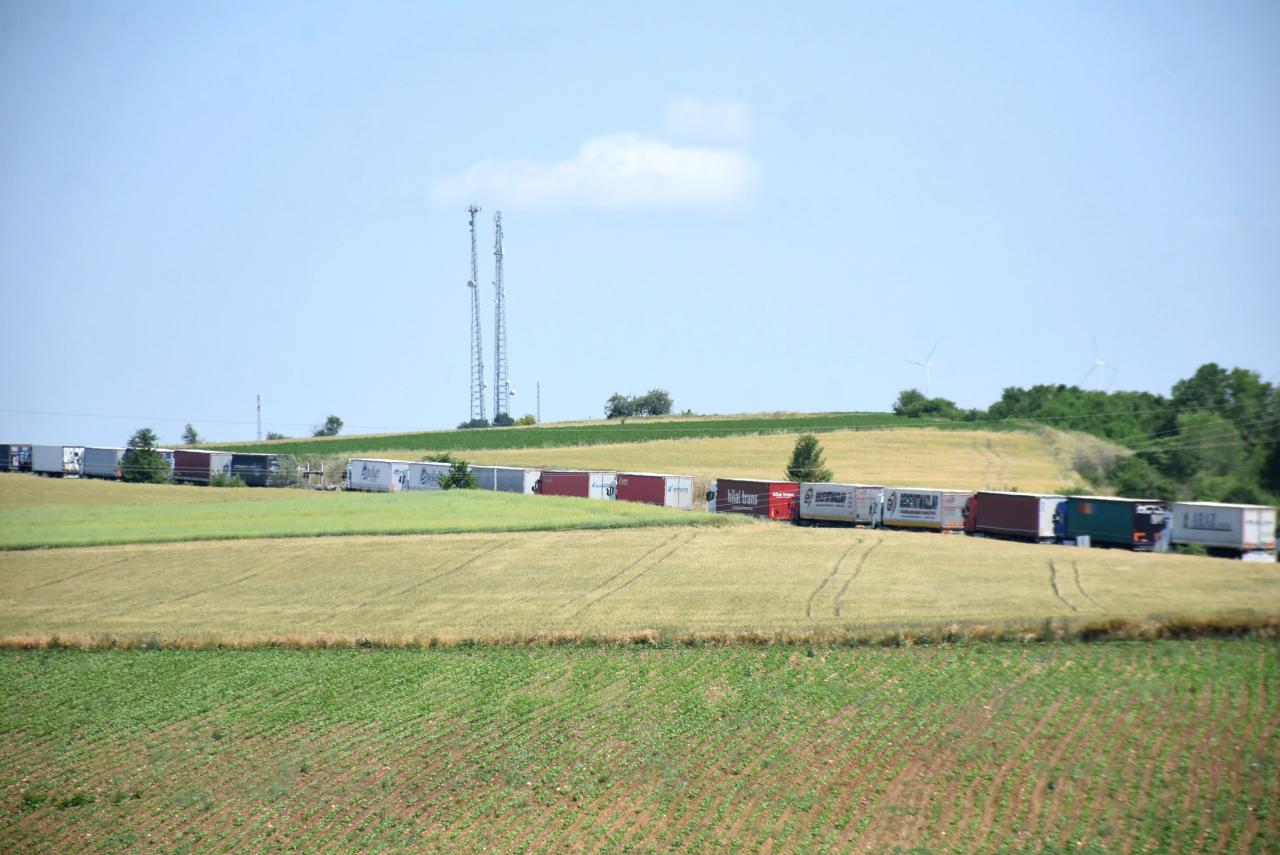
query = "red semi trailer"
xmin=964 ymin=491 xmax=1062 ymax=542
xmin=538 ymin=470 xmax=617 ymax=500
xmin=710 ymin=477 xmax=799 ymax=521
xmin=616 ymin=472 xmax=695 ymax=509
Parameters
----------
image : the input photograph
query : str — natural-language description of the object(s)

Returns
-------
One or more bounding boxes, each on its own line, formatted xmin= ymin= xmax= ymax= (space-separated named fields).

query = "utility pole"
xmin=492 ymin=211 xmax=510 ymax=420
xmin=256 ymin=394 xmax=262 ymax=441
xmin=467 ymin=205 xmax=486 ymax=424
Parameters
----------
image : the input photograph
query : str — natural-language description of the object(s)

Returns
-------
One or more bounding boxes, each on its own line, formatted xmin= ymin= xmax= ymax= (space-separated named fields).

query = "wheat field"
xmin=3 ymin=524 xmax=1274 ymax=642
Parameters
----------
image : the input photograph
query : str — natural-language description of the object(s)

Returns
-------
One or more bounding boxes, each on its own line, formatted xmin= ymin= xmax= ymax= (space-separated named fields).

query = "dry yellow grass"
xmin=361 ymin=426 xmax=1119 ymax=500
xmin=2 ymin=524 xmax=1273 ymax=641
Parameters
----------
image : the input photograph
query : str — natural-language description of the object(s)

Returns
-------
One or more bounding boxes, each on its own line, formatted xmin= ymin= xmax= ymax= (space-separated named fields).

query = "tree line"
xmin=890 ymin=363 xmax=1279 ymax=505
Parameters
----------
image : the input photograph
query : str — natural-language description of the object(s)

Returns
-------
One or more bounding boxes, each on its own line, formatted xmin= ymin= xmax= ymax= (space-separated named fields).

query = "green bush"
xmin=121 ymin=428 xmax=170 ymax=484
xmin=209 ymin=473 xmax=246 ymax=488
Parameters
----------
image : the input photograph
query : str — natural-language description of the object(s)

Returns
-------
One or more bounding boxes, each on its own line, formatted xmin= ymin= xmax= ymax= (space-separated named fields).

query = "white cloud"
xmin=663 ymin=97 xmax=752 ymax=141
xmin=431 ymin=133 xmax=758 ymax=211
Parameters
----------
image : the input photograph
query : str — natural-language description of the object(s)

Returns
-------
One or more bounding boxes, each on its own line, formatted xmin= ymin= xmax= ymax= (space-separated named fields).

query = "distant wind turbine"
xmin=905 ymin=341 xmax=939 ymax=397
xmin=1081 ymin=333 xmax=1119 ymax=391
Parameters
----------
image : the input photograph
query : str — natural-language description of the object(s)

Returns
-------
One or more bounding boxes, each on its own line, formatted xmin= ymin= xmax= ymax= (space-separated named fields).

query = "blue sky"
xmin=2 ymin=1 xmax=1277 ymax=447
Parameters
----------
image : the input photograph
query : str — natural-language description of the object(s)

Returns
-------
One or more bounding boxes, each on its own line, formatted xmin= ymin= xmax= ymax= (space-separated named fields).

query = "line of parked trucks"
xmin=2 ymin=444 xmax=288 ymax=487
xmin=3 ymin=444 xmax=1275 ymax=561
xmin=710 ymin=477 xmax=1276 ymax=561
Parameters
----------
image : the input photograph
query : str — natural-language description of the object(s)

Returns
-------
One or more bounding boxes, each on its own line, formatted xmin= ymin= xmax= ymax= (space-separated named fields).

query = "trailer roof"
xmin=977 ymin=490 xmax=1063 ymax=499
xmin=714 ymin=477 xmax=796 ymax=485
xmin=347 ymin=457 xmax=412 ymax=464
xmin=541 ymin=469 xmax=617 ymax=475
xmin=1170 ymin=500 xmax=1276 ymax=510
xmin=887 ymin=486 xmax=975 ymax=494
xmin=801 ymin=481 xmax=884 ymax=489
xmin=1068 ymin=494 xmax=1167 ymax=504
xmin=618 ymin=471 xmax=695 ymax=479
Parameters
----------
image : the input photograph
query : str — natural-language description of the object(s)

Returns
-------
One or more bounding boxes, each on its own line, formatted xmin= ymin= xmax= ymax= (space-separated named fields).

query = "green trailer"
xmin=1065 ymin=495 xmax=1169 ymax=551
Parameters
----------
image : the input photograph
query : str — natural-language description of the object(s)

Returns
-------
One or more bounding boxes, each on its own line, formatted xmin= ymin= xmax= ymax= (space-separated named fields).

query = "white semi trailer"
xmin=1170 ymin=502 xmax=1277 ymax=561
xmin=797 ymin=482 xmax=884 ymax=526
xmin=345 ymin=458 xmax=410 ymax=492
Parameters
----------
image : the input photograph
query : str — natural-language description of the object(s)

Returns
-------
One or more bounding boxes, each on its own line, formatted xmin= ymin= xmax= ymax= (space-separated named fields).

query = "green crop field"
xmin=4 ymin=524 xmax=1276 ymax=642
xmin=0 ymin=475 xmax=731 ymax=550
xmin=212 ymin=411 xmax=962 ymax=457
xmin=1 ymin=642 xmax=1275 ymax=854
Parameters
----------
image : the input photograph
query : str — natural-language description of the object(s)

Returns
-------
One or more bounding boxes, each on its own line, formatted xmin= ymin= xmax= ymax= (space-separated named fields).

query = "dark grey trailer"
xmin=230 ymin=453 xmax=272 ymax=487
xmin=470 ymin=465 xmax=542 ymax=494
xmin=173 ymin=450 xmax=233 ymax=484
xmin=82 ymin=447 xmax=127 ymax=479
xmin=0 ymin=444 xmax=10 ymax=473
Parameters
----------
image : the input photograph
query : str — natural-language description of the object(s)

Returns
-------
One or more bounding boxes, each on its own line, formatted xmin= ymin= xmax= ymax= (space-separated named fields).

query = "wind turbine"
xmin=905 ymin=341 xmax=939 ymax=397
xmin=1081 ymin=333 xmax=1119 ymax=391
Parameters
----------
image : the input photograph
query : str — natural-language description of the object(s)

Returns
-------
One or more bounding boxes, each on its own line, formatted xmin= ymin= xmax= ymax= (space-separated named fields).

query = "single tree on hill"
xmin=786 ymin=433 xmax=832 ymax=483
xmin=181 ymin=423 xmax=200 ymax=445
xmin=121 ymin=427 xmax=170 ymax=484
xmin=604 ymin=389 xmax=674 ymax=419
xmin=313 ymin=415 xmax=343 ymax=437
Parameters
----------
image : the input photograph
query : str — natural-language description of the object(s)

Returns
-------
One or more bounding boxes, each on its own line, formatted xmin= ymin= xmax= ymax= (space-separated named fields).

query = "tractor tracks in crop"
xmin=10 ymin=553 xmax=134 ymax=594
xmin=834 ymin=540 xmax=882 ymax=618
xmin=562 ymin=532 xmax=695 ymax=621
xmin=805 ymin=541 xmax=860 ymax=619
xmin=1047 ymin=560 xmax=1079 ymax=612
xmin=1070 ymin=561 xmax=1102 ymax=609
xmin=987 ymin=436 xmax=1008 ymax=484
xmin=389 ymin=538 xmax=513 ymax=599
xmin=801 ymin=537 xmax=882 ymax=620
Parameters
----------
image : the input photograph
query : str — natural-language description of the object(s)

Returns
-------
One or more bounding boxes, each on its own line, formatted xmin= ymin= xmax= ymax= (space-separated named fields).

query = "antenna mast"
xmin=256 ymin=394 xmax=262 ymax=441
xmin=492 ymin=211 xmax=510 ymax=420
xmin=467 ymin=205 xmax=486 ymax=424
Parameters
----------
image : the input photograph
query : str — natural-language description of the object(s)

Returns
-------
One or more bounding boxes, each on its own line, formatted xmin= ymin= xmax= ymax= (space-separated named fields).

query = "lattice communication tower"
xmin=467 ymin=205 xmax=486 ymax=423
xmin=492 ymin=211 xmax=510 ymax=420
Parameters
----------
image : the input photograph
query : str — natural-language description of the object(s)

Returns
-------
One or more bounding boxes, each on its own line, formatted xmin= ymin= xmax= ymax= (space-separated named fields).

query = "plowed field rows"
xmin=2 ymin=641 xmax=1275 ymax=853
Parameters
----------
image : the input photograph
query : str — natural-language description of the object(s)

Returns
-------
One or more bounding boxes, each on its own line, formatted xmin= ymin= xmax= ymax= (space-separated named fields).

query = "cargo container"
xmin=708 ymin=478 xmax=799 ymax=521
xmin=471 ymin=465 xmax=541 ymax=494
xmin=1065 ymin=495 xmax=1168 ymax=550
xmin=873 ymin=487 xmax=972 ymax=532
xmin=345 ymin=458 xmax=410 ymax=492
xmin=230 ymin=453 xmax=274 ymax=488
xmin=1 ymin=443 xmax=34 ymax=473
xmin=31 ymin=445 xmax=83 ymax=477
xmin=964 ymin=491 xmax=1063 ymax=542
xmin=538 ymin=470 xmax=617 ymax=500
xmin=616 ymin=472 xmax=695 ymax=510
xmin=1169 ymin=502 xmax=1277 ymax=558
xmin=82 ymin=447 xmax=126 ymax=479
xmin=797 ymin=482 xmax=884 ymax=526
xmin=405 ymin=461 xmax=451 ymax=491
xmin=173 ymin=450 xmax=233 ymax=484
